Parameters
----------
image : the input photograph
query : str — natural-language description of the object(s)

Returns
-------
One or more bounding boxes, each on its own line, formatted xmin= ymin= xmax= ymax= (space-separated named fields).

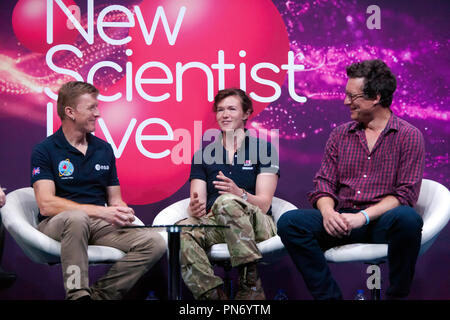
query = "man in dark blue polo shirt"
xmin=30 ymin=81 xmax=165 ymax=300
xmin=31 ymin=127 xmax=120 ymax=219
xmin=179 ymin=88 xmax=280 ymax=300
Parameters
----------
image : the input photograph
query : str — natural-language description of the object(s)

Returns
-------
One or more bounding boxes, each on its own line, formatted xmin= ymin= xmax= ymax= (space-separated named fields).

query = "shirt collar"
xmin=53 ymin=126 xmax=95 ymax=151
xmin=347 ymin=112 xmax=399 ymax=134
xmin=347 ymin=121 xmax=363 ymax=133
xmin=384 ymin=112 xmax=400 ymax=132
xmin=53 ymin=127 xmax=70 ymax=149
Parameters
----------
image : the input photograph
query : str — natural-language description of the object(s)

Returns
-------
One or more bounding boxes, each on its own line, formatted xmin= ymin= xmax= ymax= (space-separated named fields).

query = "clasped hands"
xmin=322 ymin=209 xmax=367 ymax=238
xmin=102 ymin=206 xmax=135 ymax=227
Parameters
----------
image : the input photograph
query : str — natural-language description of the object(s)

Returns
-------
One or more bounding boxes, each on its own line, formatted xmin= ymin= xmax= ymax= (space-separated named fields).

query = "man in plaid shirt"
xmin=277 ymin=59 xmax=425 ymax=300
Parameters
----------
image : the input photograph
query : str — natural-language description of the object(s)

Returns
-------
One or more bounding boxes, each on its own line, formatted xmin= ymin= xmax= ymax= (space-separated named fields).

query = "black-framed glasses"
xmin=345 ymin=93 xmax=365 ymax=104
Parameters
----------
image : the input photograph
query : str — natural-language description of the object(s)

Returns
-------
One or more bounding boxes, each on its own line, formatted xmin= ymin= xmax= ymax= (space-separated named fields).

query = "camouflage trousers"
xmin=178 ymin=193 xmax=276 ymax=299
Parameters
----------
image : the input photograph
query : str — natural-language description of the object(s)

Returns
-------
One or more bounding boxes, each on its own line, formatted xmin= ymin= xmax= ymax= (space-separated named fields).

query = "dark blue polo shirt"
xmin=31 ymin=127 xmax=119 ymax=220
xmin=189 ymin=132 xmax=280 ymax=215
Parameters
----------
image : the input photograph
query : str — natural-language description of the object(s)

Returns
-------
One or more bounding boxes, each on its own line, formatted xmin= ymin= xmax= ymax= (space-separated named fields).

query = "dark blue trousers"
xmin=277 ymin=206 xmax=423 ymax=300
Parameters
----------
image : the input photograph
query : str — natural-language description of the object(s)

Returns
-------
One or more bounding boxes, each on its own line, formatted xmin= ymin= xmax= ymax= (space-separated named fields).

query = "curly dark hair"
xmin=346 ymin=59 xmax=397 ymax=108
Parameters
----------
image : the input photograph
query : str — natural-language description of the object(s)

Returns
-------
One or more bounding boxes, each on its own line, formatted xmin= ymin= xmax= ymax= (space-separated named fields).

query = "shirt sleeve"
xmin=393 ymin=128 xmax=425 ymax=206
xmin=30 ymin=144 xmax=54 ymax=186
xmin=256 ymin=140 xmax=280 ymax=176
xmin=107 ymin=144 xmax=120 ymax=186
xmin=307 ymin=128 xmax=340 ymax=208
xmin=189 ymin=149 xmax=207 ymax=182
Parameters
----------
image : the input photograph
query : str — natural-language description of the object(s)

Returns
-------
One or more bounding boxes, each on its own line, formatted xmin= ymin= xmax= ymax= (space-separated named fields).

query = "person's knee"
xmin=138 ymin=231 xmax=167 ymax=258
xmin=179 ymin=217 xmax=202 ymax=242
xmin=277 ymin=210 xmax=298 ymax=234
xmin=214 ymin=193 xmax=237 ymax=208
xmin=392 ymin=206 xmax=423 ymax=233
xmin=177 ymin=217 xmax=198 ymax=226
xmin=212 ymin=194 xmax=243 ymax=218
xmin=57 ymin=210 xmax=90 ymax=230
xmin=277 ymin=210 xmax=310 ymax=238
xmin=395 ymin=206 xmax=423 ymax=229
xmin=153 ymin=233 xmax=167 ymax=258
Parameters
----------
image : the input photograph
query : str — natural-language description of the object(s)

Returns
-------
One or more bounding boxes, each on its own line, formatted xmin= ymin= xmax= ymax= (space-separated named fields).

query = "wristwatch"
xmin=241 ymin=188 xmax=248 ymax=201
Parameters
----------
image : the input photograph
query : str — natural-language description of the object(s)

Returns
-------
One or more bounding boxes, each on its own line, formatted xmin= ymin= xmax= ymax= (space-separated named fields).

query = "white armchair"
xmin=153 ymin=196 xmax=297 ymax=298
xmin=323 ymin=179 xmax=450 ymax=298
xmin=0 ymin=187 xmax=144 ymax=265
xmin=324 ymin=179 xmax=450 ymax=262
xmin=152 ymin=196 xmax=297 ymax=265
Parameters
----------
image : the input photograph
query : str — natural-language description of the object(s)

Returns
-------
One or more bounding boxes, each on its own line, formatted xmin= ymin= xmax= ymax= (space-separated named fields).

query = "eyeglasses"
xmin=345 ymin=93 xmax=365 ymax=104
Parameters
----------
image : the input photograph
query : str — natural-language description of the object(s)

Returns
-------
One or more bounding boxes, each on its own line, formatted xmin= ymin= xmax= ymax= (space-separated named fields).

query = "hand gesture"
xmin=213 ymin=171 xmax=241 ymax=196
xmin=189 ymin=192 xmax=206 ymax=218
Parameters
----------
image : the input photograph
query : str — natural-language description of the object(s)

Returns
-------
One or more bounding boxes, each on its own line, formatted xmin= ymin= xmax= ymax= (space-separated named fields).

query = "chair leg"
xmin=222 ymin=262 xmax=233 ymax=299
xmin=0 ymin=219 xmax=5 ymax=264
xmin=371 ymin=287 xmax=381 ymax=300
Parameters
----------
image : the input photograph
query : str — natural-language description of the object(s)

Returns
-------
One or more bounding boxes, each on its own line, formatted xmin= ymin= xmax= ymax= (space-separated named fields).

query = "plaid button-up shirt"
xmin=308 ymin=113 xmax=425 ymax=210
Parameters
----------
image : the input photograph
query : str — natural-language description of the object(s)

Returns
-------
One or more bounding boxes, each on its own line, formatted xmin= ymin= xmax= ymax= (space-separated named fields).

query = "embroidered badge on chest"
xmin=58 ymin=159 xmax=74 ymax=177
xmin=95 ymin=164 xmax=110 ymax=171
xmin=242 ymin=159 xmax=254 ymax=170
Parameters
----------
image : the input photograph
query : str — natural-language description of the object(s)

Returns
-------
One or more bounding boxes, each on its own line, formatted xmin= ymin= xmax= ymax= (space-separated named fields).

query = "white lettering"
xmin=97 ymin=5 xmax=135 ymax=45
xmin=48 ymin=0 xmax=93 ymax=44
xmin=281 ymin=51 xmax=307 ymax=103
xmin=249 ymin=62 xmax=281 ymax=103
xmin=87 ymin=61 xmax=123 ymax=102
xmin=44 ymin=44 xmax=83 ymax=100
xmin=211 ymin=50 xmax=235 ymax=90
xmin=176 ymin=62 xmax=214 ymax=102
xmin=98 ymin=118 xmax=137 ymax=158
xmin=135 ymin=62 xmax=173 ymax=102
xmin=135 ymin=118 xmax=174 ymax=159
xmin=134 ymin=5 xmax=186 ymax=45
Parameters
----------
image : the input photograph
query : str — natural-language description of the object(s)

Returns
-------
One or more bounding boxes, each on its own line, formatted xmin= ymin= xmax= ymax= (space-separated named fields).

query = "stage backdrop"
xmin=0 ymin=0 xmax=448 ymax=299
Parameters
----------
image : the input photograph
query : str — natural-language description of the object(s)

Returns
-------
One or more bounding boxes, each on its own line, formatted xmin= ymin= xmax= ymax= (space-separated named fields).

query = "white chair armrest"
xmin=1 ymin=187 xmax=145 ymax=265
xmin=415 ymin=179 xmax=450 ymax=245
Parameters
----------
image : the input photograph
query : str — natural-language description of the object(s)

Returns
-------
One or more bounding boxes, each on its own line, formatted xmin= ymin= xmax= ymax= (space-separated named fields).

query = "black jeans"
xmin=277 ymin=206 xmax=423 ymax=299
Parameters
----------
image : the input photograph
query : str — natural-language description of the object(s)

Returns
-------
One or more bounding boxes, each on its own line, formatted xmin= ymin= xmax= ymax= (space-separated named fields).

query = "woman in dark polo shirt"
xmin=179 ymin=88 xmax=280 ymax=300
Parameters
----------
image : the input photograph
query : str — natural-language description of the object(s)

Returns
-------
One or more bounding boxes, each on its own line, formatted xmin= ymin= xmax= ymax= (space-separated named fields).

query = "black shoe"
xmin=0 ymin=271 xmax=17 ymax=289
xmin=74 ymin=295 xmax=92 ymax=301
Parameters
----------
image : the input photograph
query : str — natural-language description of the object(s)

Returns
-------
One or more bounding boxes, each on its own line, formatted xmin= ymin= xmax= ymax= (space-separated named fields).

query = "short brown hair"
xmin=57 ymin=81 xmax=99 ymax=119
xmin=213 ymin=88 xmax=253 ymax=116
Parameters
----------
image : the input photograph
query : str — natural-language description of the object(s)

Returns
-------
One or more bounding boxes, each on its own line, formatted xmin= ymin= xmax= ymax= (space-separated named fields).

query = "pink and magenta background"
xmin=0 ymin=0 xmax=448 ymax=299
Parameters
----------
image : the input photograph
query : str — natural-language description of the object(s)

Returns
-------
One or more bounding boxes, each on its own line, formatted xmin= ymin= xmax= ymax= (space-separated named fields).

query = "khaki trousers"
xmin=38 ymin=210 xmax=166 ymax=300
